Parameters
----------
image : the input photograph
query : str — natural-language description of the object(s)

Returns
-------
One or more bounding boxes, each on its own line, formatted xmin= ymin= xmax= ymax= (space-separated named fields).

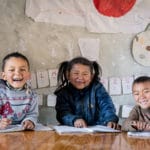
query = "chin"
xmin=12 ymin=84 xmax=23 ymax=89
xmin=140 ymin=106 xmax=149 ymax=109
xmin=75 ymin=85 xmax=85 ymax=89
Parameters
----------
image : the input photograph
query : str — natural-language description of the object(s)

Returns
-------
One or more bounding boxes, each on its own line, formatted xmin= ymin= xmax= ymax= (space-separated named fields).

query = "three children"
xmin=1 ymin=52 xmax=149 ymax=132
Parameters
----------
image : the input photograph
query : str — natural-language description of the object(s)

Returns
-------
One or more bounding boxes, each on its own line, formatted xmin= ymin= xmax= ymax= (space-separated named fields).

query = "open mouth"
xmin=13 ymin=78 xmax=23 ymax=82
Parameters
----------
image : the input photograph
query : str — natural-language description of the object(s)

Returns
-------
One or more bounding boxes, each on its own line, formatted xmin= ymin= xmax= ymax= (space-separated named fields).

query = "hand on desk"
xmin=0 ymin=118 xmax=12 ymax=129
xmin=74 ymin=119 xmax=87 ymax=128
xmin=22 ymin=120 xmax=35 ymax=130
xmin=107 ymin=122 xmax=121 ymax=130
xmin=131 ymin=121 xmax=150 ymax=131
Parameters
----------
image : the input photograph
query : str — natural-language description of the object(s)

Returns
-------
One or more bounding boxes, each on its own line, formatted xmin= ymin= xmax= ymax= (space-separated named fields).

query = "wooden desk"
xmin=0 ymin=131 xmax=149 ymax=150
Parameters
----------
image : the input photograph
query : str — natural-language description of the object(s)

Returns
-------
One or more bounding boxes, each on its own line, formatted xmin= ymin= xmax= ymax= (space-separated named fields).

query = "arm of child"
xmin=55 ymin=93 xmax=83 ymax=126
xmin=96 ymin=84 xmax=119 ymax=126
xmin=22 ymin=92 xmax=38 ymax=127
xmin=122 ymin=106 xmax=139 ymax=131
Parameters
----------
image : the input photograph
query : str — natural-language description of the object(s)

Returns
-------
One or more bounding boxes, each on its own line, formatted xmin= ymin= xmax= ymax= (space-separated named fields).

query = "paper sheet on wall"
xmin=78 ymin=38 xmax=100 ymax=61
xmin=37 ymin=70 xmax=49 ymax=88
xmin=37 ymin=94 xmax=43 ymax=105
xmin=48 ymin=69 xmax=58 ymax=87
xmin=109 ymin=77 xmax=122 ymax=95
xmin=47 ymin=94 xmax=56 ymax=107
xmin=121 ymin=76 xmax=134 ymax=94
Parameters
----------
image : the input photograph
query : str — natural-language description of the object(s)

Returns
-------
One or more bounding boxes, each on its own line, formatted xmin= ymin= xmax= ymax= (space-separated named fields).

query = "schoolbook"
xmin=0 ymin=123 xmax=53 ymax=133
xmin=128 ymin=131 xmax=150 ymax=138
xmin=53 ymin=125 xmax=121 ymax=134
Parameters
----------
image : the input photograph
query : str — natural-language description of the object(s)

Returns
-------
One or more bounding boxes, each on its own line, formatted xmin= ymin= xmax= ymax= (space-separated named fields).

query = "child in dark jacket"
xmin=54 ymin=56 xmax=120 ymax=129
xmin=122 ymin=76 xmax=150 ymax=131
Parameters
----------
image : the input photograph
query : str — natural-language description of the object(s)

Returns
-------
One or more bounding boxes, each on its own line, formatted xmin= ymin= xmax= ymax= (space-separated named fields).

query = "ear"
xmin=1 ymin=72 xmax=7 ymax=80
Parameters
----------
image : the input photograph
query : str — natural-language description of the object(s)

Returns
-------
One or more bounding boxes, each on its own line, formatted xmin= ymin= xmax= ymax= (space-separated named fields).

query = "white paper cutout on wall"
xmin=30 ymin=72 xmax=37 ymax=89
xmin=122 ymin=76 xmax=134 ymax=94
xmin=100 ymin=77 xmax=108 ymax=91
xmin=78 ymin=38 xmax=100 ymax=61
xmin=48 ymin=69 xmax=58 ymax=87
xmin=109 ymin=77 xmax=122 ymax=95
xmin=114 ymin=103 xmax=120 ymax=116
xmin=37 ymin=94 xmax=43 ymax=105
xmin=37 ymin=70 xmax=49 ymax=88
xmin=47 ymin=94 xmax=56 ymax=107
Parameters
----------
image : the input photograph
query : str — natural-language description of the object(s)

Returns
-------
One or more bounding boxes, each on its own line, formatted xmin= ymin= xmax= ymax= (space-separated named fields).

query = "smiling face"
xmin=68 ymin=64 xmax=93 ymax=90
xmin=132 ymin=81 xmax=150 ymax=109
xmin=2 ymin=57 xmax=31 ymax=89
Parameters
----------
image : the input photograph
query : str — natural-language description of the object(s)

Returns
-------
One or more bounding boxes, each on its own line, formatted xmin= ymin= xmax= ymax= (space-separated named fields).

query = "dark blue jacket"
xmin=55 ymin=81 xmax=118 ymax=126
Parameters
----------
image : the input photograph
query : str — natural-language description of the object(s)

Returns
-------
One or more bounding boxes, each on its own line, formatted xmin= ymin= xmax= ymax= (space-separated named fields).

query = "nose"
xmin=139 ymin=92 xmax=145 ymax=99
xmin=76 ymin=74 xmax=84 ymax=80
xmin=15 ymin=69 xmax=21 ymax=75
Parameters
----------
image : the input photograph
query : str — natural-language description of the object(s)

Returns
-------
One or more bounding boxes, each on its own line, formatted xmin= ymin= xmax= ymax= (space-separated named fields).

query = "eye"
xmin=8 ymin=69 xmax=15 ymax=72
xmin=143 ymin=90 xmax=150 ymax=94
xmin=133 ymin=92 xmax=139 ymax=96
xmin=72 ymin=72 xmax=79 ymax=75
xmin=20 ymin=68 xmax=26 ymax=71
xmin=83 ymin=73 xmax=89 ymax=76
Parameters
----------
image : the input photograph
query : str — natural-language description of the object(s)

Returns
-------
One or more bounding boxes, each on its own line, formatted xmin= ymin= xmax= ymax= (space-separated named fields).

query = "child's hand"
xmin=0 ymin=118 xmax=12 ymax=129
xmin=74 ymin=119 xmax=87 ymax=128
xmin=107 ymin=122 xmax=121 ymax=130
xmin=22 ymin=120 xmax=35 ymax=130
xmin=145 ymin=124 xmax=150 ymax=131
xmin=131 ymin=121 xmax=148 ymax=131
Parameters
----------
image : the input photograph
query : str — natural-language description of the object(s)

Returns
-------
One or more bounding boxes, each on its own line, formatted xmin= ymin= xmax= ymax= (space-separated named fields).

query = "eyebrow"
xmin=133 ymin=88 xmax=150 ymax=92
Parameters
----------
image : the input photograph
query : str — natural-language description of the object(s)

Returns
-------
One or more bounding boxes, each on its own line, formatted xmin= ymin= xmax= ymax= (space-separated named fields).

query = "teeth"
xmin=13 ymin=79 xmax=22 ymax=81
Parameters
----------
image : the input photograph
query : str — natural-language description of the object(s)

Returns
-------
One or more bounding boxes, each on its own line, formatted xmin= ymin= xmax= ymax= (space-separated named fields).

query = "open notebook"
xmin=0 ymin=123 xmax=53 ymax=133
xmin=53 ymin=125 xmax=121 ymax=134
xmin=128 ymin=131 xmax=150 ymax=138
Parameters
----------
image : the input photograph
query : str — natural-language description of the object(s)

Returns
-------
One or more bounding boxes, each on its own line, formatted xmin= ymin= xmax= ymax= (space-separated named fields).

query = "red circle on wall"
xmin=93 ymin=0 xmax=136 ymax=17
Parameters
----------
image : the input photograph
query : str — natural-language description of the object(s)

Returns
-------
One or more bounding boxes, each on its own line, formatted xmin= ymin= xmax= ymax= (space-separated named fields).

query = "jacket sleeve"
xmin=122 ymin=106 xmax=139 ymax=131
xmin=55 ymin=91 xmax=81 ymax=126
xmin=22 ymin=91 xmax=39 ymax=125
xmin=95 ymin=84 xmax=119 ymax=125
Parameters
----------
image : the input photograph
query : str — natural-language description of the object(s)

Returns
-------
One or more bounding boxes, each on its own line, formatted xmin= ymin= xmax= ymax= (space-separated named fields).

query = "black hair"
xmin=2 ymin=52 xmax=30 ymax=71
xmin=132 ymin=76 xmax=150 ymax=89
xmin=54 ymin=56 xmax=102 ymax=93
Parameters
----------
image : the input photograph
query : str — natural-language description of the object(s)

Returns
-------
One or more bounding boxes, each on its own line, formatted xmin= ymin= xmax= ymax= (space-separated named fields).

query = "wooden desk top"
xmin=0 ymin=131 xmax=149 ymax=150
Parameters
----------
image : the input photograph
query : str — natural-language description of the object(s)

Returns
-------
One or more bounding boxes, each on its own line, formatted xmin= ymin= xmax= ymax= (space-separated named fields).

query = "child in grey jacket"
xmin=0 ymin=52 xmax=38 ymax=130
